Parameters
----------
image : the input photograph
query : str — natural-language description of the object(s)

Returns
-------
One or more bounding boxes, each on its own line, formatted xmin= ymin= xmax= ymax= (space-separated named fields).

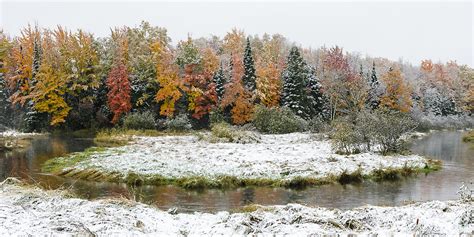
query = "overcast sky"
xmin=1 ymin=1 xmax=473 ymax=67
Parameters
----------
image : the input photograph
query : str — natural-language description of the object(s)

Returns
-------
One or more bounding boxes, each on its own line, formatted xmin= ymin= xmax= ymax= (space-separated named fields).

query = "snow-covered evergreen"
xmin=282 ymin=46 xmax=328 ymax=119
xmin=242 ymin=37 xmax=256 ymax=92
xmin=367 ymin=62 xmax=381 ymax=110
xmin=213 ymin=64 xmax=226 ymax=102
xmin=24 ymin=36 xmax=47 ymax=132
xmin=306 ymin=65 xmax=328 ymax=118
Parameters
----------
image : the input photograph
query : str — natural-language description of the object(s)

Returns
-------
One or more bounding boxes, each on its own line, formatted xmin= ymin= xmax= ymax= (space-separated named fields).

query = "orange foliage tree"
xmin=255 ymin=34 xmax=286 ymax=107
xmin=107 ymin=61 xmax=131 ymax=124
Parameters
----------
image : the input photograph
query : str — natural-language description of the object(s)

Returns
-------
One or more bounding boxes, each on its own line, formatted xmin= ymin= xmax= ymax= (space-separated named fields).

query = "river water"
xmin=0 ymin=131 xmax=472 ymax=212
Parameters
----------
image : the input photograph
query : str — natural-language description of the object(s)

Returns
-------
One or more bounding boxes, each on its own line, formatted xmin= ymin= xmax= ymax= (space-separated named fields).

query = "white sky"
xmin=1 ymin=0 xmax=473 ymax=67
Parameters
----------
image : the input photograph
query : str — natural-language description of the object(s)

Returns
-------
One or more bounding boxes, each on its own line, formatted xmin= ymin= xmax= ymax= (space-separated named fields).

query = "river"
xmin=0 ymin=131 xmax=472 ymax=212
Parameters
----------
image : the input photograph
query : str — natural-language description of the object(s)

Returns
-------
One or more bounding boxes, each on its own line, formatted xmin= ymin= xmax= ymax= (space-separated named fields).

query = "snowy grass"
xmin=0 ymin=179 xmax=472 ymax=236
xmin=42 ymin=133 xmax=440 ymax=189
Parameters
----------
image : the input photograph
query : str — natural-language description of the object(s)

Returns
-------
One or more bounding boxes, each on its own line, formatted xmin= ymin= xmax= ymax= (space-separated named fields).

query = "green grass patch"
xmin=94 ymin=128 xmax=193 ymax=147
xmin=41 ymin=147 xmax=106 ymax=174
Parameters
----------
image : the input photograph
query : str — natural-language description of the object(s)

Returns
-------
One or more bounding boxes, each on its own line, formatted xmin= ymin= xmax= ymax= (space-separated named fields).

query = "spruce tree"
xmin=242 ymin=37 xmax=256 ymax=92
xmin=306 ymin=65 xmax=327 ymax=118
xmin=367 ymin=62 xmax=381 ymax=110
xmin=282 ymin=46 xmax=308 ymax=118
xmin=24 ymin=36 xmax=47 ymax=132
xmin=213 ymin=64 xmax=226 ymax=102
xmin=0 ymin=72 xmax=10 ymax=127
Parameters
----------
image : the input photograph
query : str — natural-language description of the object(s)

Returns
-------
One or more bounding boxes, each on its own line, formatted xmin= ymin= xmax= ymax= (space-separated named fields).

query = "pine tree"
xmin=213 ymin=64 xmax=226 ymax=102
xmin=281 ymin=46 xmax=309 ymax=118
xmin=367 ymin=62 xmax=381 ymax=110
xmin=242 ymin=37 xmax=256 ymax=92
xmin=306 ymin=65 xmax=327 ymax=118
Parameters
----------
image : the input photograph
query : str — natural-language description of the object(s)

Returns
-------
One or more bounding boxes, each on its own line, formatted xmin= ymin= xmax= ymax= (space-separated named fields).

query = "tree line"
xmin=0 ymin=21 xmax=472 ymax=132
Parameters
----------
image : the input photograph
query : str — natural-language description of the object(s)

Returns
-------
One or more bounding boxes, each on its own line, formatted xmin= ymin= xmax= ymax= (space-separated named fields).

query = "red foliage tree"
xmin=107 ymin=62 xmax=131 ymax=124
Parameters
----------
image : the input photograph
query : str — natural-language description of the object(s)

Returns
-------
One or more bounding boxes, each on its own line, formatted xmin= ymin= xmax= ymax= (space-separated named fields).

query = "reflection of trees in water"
xmin=241 ymin=188 xmax=255 ymax=205
xmin=0 ymin=150 xmax=30 ymax=179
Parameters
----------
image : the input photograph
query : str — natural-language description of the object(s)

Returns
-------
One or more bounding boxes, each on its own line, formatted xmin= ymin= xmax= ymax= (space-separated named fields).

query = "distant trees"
xmin=0 ymin=22 xmax=472 ymax=132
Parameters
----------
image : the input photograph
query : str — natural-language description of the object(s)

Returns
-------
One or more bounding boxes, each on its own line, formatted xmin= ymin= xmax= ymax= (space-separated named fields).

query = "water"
xmin=0 ymin=131 xmax=472 ymax=213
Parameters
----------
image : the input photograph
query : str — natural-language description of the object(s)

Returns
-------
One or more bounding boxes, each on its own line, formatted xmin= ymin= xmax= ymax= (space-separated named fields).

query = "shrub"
xmin=164 ymin=114 xmax=192 ymax=131
xmin=209 ymin=109 xmax=228 ymax=125
xmin=330 ymin=117 xmax=363 ymax=154
xmin=123 ymin=111 xmax=156 ymax=130
xmin=209 ymin=122 xmax=260 ymax=143
xmin=372 ymin=111 xmax=417 ymax=154
xmin=308 ymin=116 xmax=330 ymax=133
xmin=330 ymin=110 xmax=417 ymax=155
xmin=252 ymin=105 xmax=308 ymax=134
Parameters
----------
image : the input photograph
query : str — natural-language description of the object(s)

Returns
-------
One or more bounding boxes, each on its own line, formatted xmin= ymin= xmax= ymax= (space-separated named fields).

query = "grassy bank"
xmin=462 ymin=130 xmax=474 ymax=143
xmin=42 ymin=148 xmax=441 ymax=189
xmin=93 ymin=128 xmax=194 ymax=147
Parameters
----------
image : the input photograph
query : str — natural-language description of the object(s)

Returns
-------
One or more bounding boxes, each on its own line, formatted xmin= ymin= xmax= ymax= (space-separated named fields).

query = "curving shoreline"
xmin=42 ymin=133 xmax=441 ymax=189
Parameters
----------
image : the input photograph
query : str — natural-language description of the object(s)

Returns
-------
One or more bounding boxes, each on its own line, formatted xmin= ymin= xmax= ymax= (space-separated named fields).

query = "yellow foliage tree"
xmin=152 ymin=42 xmax=184 ymax=117
xmin=380 ymin=67 xmax=413 ymax=113
xmin=33 ymin=63 xmax=70 ymax=125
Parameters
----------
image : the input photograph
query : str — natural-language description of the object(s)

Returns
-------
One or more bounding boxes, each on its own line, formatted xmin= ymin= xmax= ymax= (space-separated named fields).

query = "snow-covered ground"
xmin=0 ymin=179 xmax=472 ymax=236
xmin=68 ymin=133 xmax=431 ymax=181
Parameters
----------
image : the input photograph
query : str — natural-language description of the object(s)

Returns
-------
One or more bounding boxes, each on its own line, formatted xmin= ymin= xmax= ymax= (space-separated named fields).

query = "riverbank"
xmin=0 ymin=130 xmax=43 ymax=151
xmin=0 ymin=178 xmax=471 ymax=236
xmin=42 ymin=132 xmax=441 ymax=189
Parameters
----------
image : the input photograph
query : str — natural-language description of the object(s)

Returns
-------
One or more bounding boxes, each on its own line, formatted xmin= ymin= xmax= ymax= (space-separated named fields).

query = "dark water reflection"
xmin=0 ymin=131 xmax=472 ymax=213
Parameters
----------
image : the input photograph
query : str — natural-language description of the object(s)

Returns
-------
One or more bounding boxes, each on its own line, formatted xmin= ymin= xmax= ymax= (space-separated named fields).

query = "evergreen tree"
xmin=306 ymin=65 xmax=328 ymax=118
xmin=281 ymin=46 xmax=309 ymax=118
xmin=242 ymin=37 xmax=256 ymax=92
xmin=31 ymin=38 xmax=42 ymax=84
xmin=367 ymin=62 xmax=381 ymax=110
xmin=24 ymin=36 xmax=48 ymax=132
xmin=0 ymin=72 xmax=10 ymax=127
xmin=213 ymin=64 xmax=226 ymax=102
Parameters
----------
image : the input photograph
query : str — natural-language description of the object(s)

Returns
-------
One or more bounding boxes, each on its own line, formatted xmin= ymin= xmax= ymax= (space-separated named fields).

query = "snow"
xmin=0 ymin=129 xmax=40 ymax=138
xmin=71 ymin=133 xmax=429 ymax=181
xmin=0 ymin=179 xmax=472 ymax=236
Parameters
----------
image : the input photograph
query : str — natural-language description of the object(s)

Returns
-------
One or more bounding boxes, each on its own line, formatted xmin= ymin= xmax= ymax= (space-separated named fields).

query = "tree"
xmin=320 ymin=46 xmax=364 ymax=120
xmin=107 ymin=61 xmax=131 ymax=124
xmin=306 ymin=65 xmax=327 ymax=118
xmin=127 ymin=21 xmax=169 ymax=111
xmin=255 ymin=34 xmax=286 ymax=108
xmin=153 ymin=42 xmax=184 ymax=117
xmin=242 ymin=37 xmax=256 ymax=92
xmin=32 ymin=63 xmax=70 ymax=125
xmin=221 ymin=54 xmax=253 ymax=124
xmin=213 ymin=64 xmax=226 ymax=102
xmin=0 ymin=33 xmax=12 ymax=126
xmin=281 ymin=46 xmax=309 ymax=118
xmin=379 ymin=67 xmax=412 ymax=113
xmin=367 ymin=62 xmax=381 ymax=109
